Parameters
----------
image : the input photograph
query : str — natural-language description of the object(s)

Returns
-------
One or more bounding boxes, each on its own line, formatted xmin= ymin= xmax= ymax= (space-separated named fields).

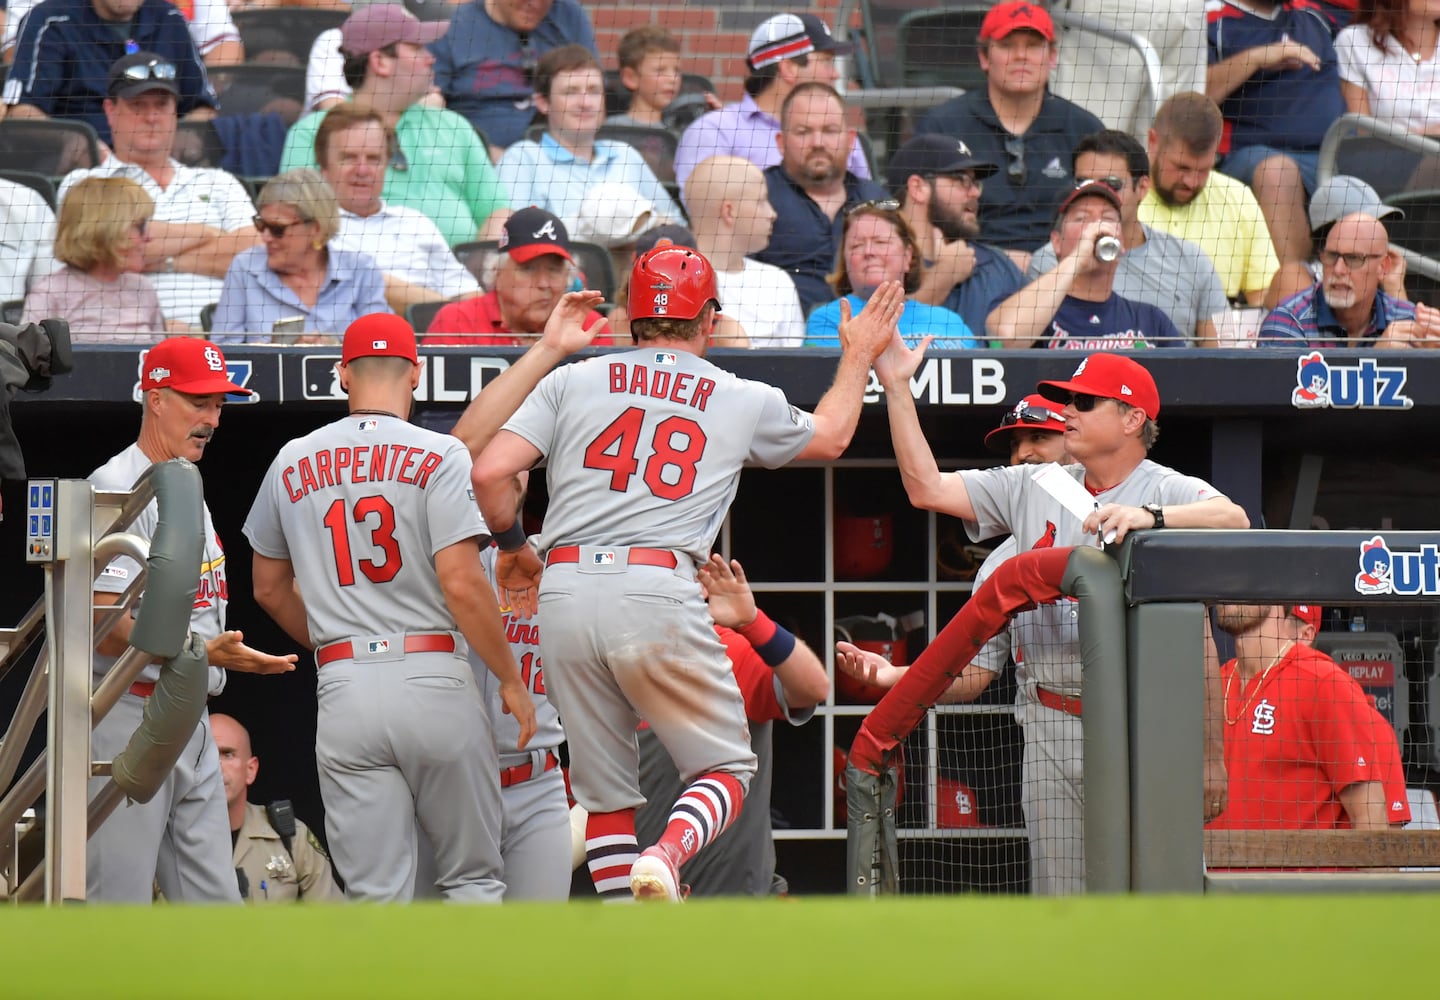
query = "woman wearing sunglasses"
xmin=23 ymin=177 xmax=170 ymax=342
xmin=804 ymin=201 xmax=979 ymax=349
xmin=211 ymin=169 xmax=388 ymax=344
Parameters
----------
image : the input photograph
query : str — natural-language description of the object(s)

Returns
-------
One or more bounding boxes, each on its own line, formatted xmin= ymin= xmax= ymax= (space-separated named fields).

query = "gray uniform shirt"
xmin=91 ymin=443 xmax=227 ymax=694
xmin=475 ymin=544 xmax=564 ymax=754
xmin=960 ymin=460 xmax=1225 ymax=719
xmin=503 ymin=348 xmax=815 ymax=563
xmin=1028 ymin=225 xmax=1228 ymax=344
xmin=243 ymin=414 xmax=485 ymax=646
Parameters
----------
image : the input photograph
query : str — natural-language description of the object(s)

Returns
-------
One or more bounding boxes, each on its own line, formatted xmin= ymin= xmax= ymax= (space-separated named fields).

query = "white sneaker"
xmin=630 ymin=847 xmax=683 ymax=902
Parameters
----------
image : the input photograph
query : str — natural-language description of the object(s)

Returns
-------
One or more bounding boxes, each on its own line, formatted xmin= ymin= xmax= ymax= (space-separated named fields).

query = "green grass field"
xmin=4 ymin=895 xmax=1438 ymax=997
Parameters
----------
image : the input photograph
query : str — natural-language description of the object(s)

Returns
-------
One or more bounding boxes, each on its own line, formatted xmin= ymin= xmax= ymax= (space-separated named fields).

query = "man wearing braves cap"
xmin=915 ymin=1 xmax=1104 ymax=264
xmin=1210 ymin=602 xmax=1406 ymax=831
xmin=988 ymin=180 xmax=1184 ymax=349
xmin=887 ymin=133 xmax=1026 ymax=338
xmin=875 ymin=343 xmax=1249 ymax=892
xmin=674 ymin=11 xmax=871 ymax=190
xmin=245 ymin=312 xmax=537 ymax=901
xmin=88 ymin=338 xmax=298 ymax=903
xmin=425 ymin=206 xmax=611 ymax=345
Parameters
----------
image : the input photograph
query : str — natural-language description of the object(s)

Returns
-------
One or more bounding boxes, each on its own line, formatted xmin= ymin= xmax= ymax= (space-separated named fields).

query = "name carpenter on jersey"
xmin=608 ymin=362 xmax=716 ymax=411
xmin=281 ymin=445 xmax=445 ymax=502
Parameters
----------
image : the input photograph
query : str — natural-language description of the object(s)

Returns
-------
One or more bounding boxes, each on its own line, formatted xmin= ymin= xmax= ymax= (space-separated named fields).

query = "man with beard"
xmin=753 ymin=82 xmax=887 ymax=316
xmin=888 ymin=133 xmax=1025 ymax=340
xmin=1258 ymin=213 xmax=1440 ymax=347
xmin=1207 ymin=603 xmax=1391 ymax=831
xmin=1137 ymin=92 xmax=1310 ymax=309
xmin=684 ymin=155 xmax=806 ymax=347
xmin=1029 ymin=131 xmax=1227 ymax=347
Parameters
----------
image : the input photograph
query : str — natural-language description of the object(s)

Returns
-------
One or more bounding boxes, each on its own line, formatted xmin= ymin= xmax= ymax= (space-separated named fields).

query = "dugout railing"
xmin=848 ymin=531 xmax=1440 ymax=895
xmin=0 ymin=461 xmax=209 ymax=903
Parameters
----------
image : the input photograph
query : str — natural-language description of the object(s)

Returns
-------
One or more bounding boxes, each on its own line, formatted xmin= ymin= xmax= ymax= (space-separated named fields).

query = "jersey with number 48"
xmin=243 ymin=413 xmax=486 ymax=646
xmin=504 ymin=349 xmax=815 ymax=562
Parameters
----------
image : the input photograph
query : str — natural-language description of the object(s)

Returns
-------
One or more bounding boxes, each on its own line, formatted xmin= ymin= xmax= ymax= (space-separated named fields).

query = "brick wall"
xmin=588 ymin=0 xmax=845 ymax=103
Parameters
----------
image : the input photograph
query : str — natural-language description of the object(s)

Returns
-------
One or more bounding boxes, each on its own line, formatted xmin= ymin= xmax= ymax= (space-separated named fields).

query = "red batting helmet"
xmin=627 ymin=240 xmax=721 ymax=322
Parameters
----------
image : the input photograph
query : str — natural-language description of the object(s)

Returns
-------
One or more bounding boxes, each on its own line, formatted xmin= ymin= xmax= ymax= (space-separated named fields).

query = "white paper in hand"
xmin=1029 ymin=463 xmax=1114 ymax=545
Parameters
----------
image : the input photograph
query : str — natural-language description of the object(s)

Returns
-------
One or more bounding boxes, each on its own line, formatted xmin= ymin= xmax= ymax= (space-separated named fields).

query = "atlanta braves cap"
xmin=980 ymin=1 xmax=1056 ymax=42
xmin=342 ymin=312 xmax=418 ymax=364
xmin=140 ymin=338 xmax=251 ymax=395
xmin=885 ymin=134 xmax=998 ymax=194
xmin=499 ymin=206 xmax=575 ymax=265
xmin=747 ymin=12 xmax=853 ymax=71
xmin=1037 ymin=352 xmax=1160 ymax=420
xmin=984 ymin=393 xmax=1068 ymax=453
xmin=107 ymin=52 xmax=180 ymax=101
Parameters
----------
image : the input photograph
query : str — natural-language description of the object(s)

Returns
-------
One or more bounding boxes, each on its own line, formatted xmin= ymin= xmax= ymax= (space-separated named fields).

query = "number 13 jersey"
xmin=243 ymin=413 xmax=486 ymax=647
xmin=504 ymin=349 xmax=815 ymax=563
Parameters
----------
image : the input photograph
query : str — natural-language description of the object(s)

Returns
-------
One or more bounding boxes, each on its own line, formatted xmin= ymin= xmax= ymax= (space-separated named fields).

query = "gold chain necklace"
xmin=1224 ymin=640 xmax=1294 ymax=726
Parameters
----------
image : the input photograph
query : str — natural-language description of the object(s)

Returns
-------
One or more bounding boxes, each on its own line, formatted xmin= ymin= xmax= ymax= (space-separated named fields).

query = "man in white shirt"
xmin=56 ymin=53 xmax=259 ymax=329
xmin=315 ymin=103 xmax=480 ymax=315
xmin=683 ymin=154 xmax=805 ymax=348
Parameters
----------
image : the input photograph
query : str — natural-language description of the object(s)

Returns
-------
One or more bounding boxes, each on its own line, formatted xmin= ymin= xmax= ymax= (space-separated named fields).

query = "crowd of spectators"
xmin=2 ymin=0 xmax=1439 ymax=349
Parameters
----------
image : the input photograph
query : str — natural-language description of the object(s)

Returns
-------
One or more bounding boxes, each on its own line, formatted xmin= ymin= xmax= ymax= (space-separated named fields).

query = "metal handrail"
xmin=1317 ymin=112 xmax=1440 ymax=186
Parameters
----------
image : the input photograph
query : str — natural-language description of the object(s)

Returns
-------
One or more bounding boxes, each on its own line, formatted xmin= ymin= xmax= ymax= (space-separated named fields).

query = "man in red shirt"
xmin=1209 ymin=603 xmax=1397 ymax=830
xmin=425 ymin=206 xmax=612 ymax=346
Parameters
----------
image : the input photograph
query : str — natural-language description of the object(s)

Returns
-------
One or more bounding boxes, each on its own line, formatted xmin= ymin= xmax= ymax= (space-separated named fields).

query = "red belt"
xmin=500 ymin=750 xmax=560 ymax=788
xmin=130 ymin=681 xmax=155 ymax=697
xmin=1036 ymin=685 xmax=1082 ymax=717
xmin=315 ymin=632 xmax=456 ymax=667
xmin=545 ymin=545 xmax=678 ymax=569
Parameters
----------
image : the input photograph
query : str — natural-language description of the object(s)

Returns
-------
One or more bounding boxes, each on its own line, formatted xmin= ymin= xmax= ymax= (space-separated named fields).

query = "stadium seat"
xmin=206 ymin=65 xmax=306 ymax=125
xmin=173 ymin=120 xmax=228 ymax=170
xmin=406 ymin=299 xmax=452 ymax=335
xmin=0 ymin=119 xmax=102 ymax=178
xmin=895 ymin=6 xmax=992 ymax=92
xmin=452 ymin=239 xmax=617 ymax=303
xmin=1 ymin=300 xmax=22 ymax=326
xmin=200 ymin=303 xmax=217 ymax=333
xmin=1383 ymin=190 xmax=1440 ymax=262
xmin=232 ymin=8 xmax=349 ymax=67
xmin=595 ymin=124 xmax=679 ymax=184
xmin=0 ymin=169 xmax=58 ymax=212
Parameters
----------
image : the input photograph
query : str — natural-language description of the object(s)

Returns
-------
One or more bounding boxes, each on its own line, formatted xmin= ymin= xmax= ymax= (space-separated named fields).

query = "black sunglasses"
xmin=1000 ymin=401 xmax=1064 ymax=428
xmin=1064 ymin=392 xmax=1110 ymax=412
xmin=845 ymin=198 xmax=900 ymax=219
xmin=253 ymin=215 xmax=310 ymax=238
xmin=1005 ymin=135 xmax=1026 ymax=186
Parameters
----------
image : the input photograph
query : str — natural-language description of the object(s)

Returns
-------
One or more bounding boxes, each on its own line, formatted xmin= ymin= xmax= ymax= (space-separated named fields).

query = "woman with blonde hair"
xmin=211 ymin=168 xmax=388 ymax=344
xmin=22 ymin=176 xmax=168 ymax=342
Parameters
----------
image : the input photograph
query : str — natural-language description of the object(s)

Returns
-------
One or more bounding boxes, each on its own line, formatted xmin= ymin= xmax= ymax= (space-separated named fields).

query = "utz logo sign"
xmin=1291 ymin=351 xmax=1411 ymax=410
xmin=1354 ymin=535 xmax=1440 ymax=596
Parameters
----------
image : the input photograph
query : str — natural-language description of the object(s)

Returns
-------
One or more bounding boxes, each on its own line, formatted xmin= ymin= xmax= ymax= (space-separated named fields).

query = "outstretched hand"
xmin=834 ymin=640 xmax=905 ymax=691
xmin=206 ymin=630 xmax=298 ymax=675
xmin=496 ymin=546 xmax=544 ymax=618
xmin=698 ymin=554 xmax=757 ymax=629
xmin=499 ymin=679 xmax=538 ymax=749
xmin=838 ymin=280 xmax=905 ymax=362
xmin=540 ymin=290 xmax=607 ymax=355
xmin=873 ymin=327 xmax=934 ymax=385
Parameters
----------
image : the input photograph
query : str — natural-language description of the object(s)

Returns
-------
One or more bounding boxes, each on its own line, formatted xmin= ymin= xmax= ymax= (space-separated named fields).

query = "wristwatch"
xmin=1142 ymin=503 xmax=1165 ymax=529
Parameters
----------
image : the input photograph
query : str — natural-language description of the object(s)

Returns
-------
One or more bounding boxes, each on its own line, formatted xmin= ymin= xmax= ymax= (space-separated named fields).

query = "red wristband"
xmin=735 ymin=609 xmax=777 ymax=646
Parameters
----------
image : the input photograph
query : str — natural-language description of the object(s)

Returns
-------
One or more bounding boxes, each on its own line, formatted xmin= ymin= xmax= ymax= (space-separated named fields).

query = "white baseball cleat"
xmin=630 ymin=846 xmax=683 ymax=902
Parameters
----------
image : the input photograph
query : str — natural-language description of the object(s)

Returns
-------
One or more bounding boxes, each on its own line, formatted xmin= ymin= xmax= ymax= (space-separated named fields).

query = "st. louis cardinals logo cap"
xmin=1036 ymin=352 xmax=1160 ymax=419
xmin=342 ymin=312 xmax=419 ymax=364
xmin=1290 ymin=604 xmax=1322 ymax=629
xmin=140 ymin=338 xmax=251 ymax=395
xmin=499 ymin=206 xmax=575 ymax=265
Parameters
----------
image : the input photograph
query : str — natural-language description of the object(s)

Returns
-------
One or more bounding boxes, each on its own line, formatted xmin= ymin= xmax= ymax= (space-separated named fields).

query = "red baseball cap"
xmin=340 ymin=4 xmax=447 ymax=58
xmin=1057 ymin=178 xmax=1123 ymax=219
xmin=1037 ymin=353 xmax=1161 ymax=420
xmin=984 ymin=393 xmax=1067 ymax=453
xmin=342 ymin=312 xmax=418 ymax=364
xmin=1291 ymin=604 xmax=1322 ymax=630
xmin=980 ymin=1 xmax=1055 ymax=42
xmin=140 ymin=338 xmax=251 ymax=395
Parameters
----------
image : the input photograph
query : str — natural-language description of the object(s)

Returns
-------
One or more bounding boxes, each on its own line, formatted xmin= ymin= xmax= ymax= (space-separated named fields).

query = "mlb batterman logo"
xmin=1291 ymin=351 xmax=1412 ymax=410
xmin=592 ymin=551 xmax=616 ymax=565
xmin=1354 ymin=534 xmax=1440 ymax=596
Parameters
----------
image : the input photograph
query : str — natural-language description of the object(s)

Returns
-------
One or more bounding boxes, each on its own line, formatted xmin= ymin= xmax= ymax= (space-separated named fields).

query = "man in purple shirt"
xmin=1258 ymin=213 xmax=1440 ymax=347
xmin=674 ymin=12 xmax=870 ymax=191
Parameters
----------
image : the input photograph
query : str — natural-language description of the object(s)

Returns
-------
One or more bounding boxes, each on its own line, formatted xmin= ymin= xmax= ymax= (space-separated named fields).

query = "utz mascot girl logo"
xmin=1355 ymin=536 xmax=1393 ymax=595
xmin=1354 ymin=535 xmax=1440 ymax=596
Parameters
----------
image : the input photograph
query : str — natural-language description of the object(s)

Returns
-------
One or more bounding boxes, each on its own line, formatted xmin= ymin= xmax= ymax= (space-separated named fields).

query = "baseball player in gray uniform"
xmin=473 ymin=242 xmax=902 ymax=901
xmin=244 ymin=313 xmax=537 ymax=903
xmin=874 ymin=348 xmax=1248 ymax=894
xmin=90 ymin=337 xmax=298 ymax=903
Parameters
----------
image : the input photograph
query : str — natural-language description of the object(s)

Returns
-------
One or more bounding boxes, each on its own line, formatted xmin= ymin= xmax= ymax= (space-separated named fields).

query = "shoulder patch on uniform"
xmin=307 ymin=827 xmax=330 ymax=860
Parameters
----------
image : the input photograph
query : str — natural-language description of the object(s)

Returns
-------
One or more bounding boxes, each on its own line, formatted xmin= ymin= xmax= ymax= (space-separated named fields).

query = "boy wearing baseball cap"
xmin=913 ymin=1 xmax=1105 ymax=260
xmin=425 ymin=207 xmax=613 ymax=346
xmin=88 ymin=337 xmax=297 ymax=904
xmin=873 ymin=343 xmax=1249 ymax=892
xmin=673 ymin=11 xmax=870 ymax=190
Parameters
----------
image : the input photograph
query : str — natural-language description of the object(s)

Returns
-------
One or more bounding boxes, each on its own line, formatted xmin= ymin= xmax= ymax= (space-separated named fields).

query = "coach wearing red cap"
xmin=424 ymin=207 xmax=612 ymax=346
xmin=874 ymin=343 xmax=1249 ymax=893
xmin=88 ymin=338 xmax=298 ymax=904
xmin=913 ymin=1 xmax=1104 ymax=263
